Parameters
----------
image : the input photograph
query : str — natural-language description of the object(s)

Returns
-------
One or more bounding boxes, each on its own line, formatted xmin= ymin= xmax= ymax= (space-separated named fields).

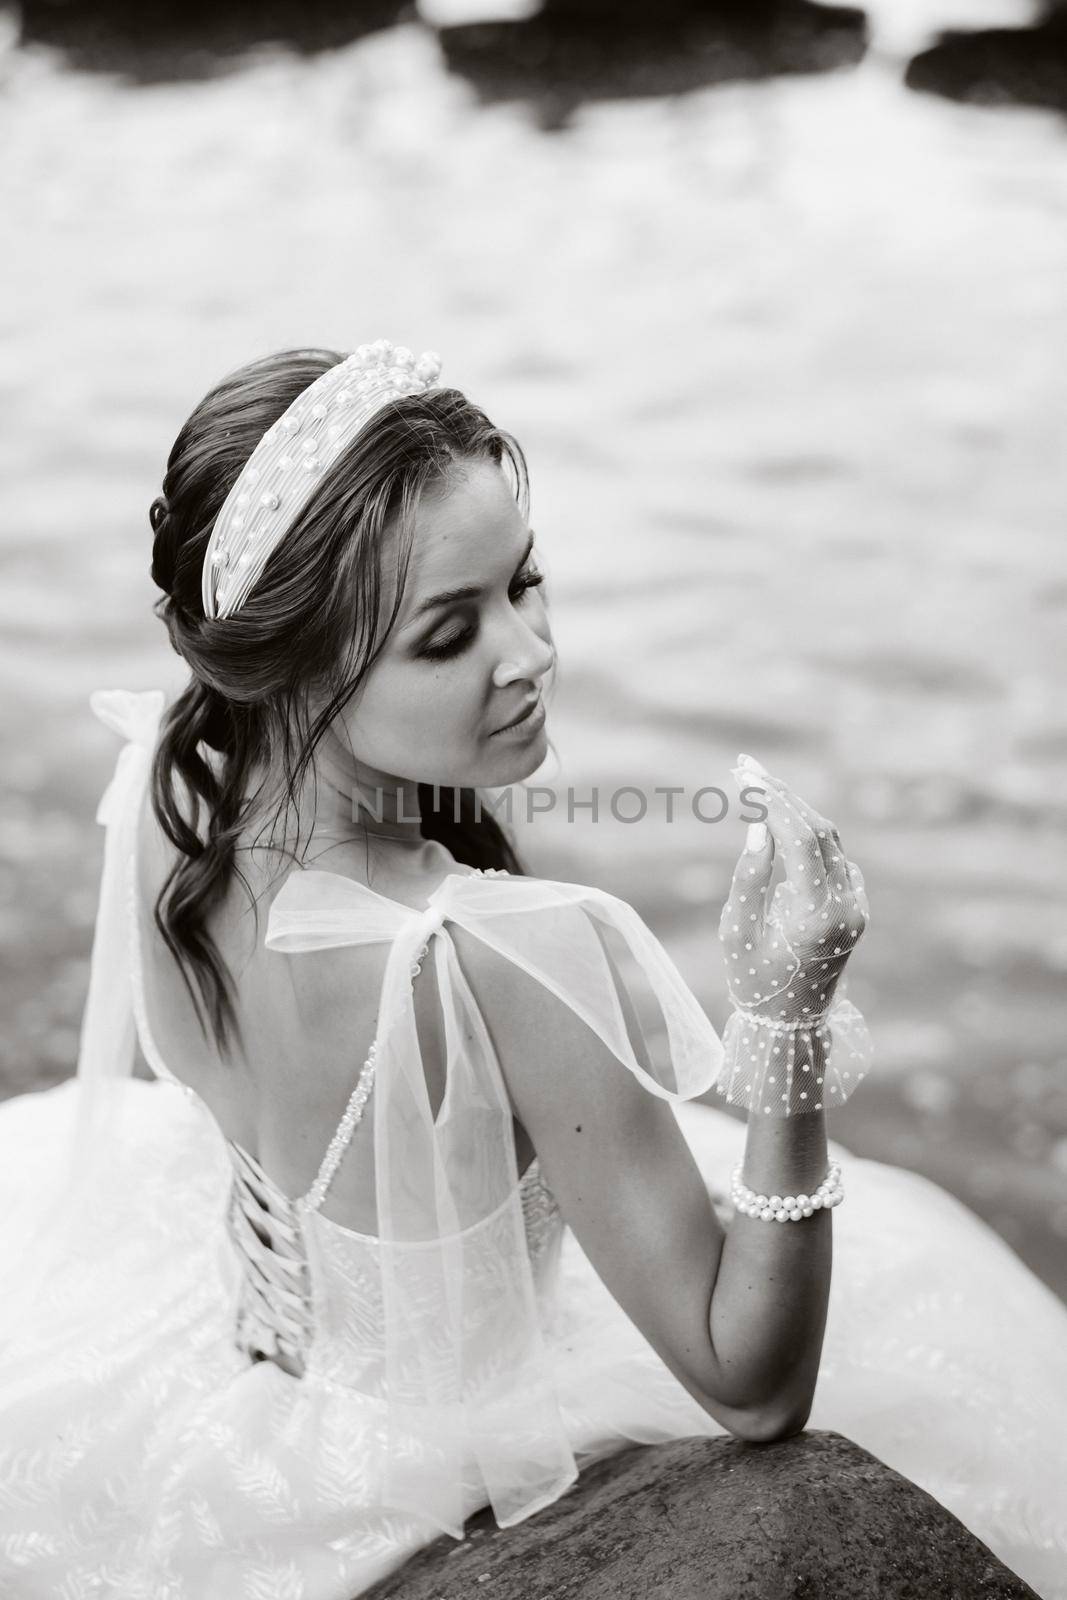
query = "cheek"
xmin=408 ymin=673 xmax=472 ymax=725
xmin=346 ymin=663 xmax=480 ymax=762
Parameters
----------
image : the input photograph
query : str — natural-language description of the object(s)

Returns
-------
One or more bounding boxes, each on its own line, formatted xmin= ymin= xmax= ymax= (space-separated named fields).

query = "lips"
xmin=494 ymin=694 xmax=542 ymax=734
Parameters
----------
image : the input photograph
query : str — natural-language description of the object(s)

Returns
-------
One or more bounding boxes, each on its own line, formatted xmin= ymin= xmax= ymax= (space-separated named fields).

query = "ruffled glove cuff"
xmin=711 ymin=978 xmax=873 ymax=1116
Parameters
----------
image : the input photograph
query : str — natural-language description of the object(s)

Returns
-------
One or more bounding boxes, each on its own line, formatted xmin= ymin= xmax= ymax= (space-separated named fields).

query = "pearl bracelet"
xmin=730 ymin=1161 xmax=844 ymax=1222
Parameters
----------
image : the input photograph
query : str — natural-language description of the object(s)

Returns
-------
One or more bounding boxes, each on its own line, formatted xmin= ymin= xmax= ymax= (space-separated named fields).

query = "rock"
xmin=17 ymin=0 xmax=411 ymax=84
xmin=435 ymin=3 xmax=868 ymax=134
xmin=906 ymin=14 xmax=1067 ymax=115
xmin=362 ymin=1431 xmax=1039 ymax=1600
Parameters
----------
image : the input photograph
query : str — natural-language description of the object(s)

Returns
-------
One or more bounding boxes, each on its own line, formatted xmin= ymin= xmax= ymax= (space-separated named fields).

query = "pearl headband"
xmin=201 ymin=339 xmax=444 ymax=620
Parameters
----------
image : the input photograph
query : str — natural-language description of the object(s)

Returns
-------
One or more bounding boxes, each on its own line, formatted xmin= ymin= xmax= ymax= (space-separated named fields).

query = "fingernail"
xmin=737 ymin=752 xmax=769 ymax=776
xmin=746 ymin=822 xmax=768 ymax=852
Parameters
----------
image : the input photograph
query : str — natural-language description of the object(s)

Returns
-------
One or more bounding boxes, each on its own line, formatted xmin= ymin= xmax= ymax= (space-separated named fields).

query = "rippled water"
xmin=1 ymin=0 xmax=1065 ymax=1298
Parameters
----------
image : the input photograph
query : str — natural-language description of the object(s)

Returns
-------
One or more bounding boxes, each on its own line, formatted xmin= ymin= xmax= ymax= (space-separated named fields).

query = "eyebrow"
xmin=404 ymin=529 xmax=537 ymax=624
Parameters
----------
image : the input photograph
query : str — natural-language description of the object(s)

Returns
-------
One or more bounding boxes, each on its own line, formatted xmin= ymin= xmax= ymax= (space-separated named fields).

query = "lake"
xmin=1 ymin=0 xmax=1065 ymax=1299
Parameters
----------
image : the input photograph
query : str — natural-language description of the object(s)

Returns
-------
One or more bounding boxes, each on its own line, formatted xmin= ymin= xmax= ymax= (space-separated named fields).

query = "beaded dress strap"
xmin=302 ymin=1040 xmax=379 ymax=1212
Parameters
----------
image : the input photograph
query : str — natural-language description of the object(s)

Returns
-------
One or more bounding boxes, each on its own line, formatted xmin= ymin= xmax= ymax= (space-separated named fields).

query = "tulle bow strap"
xmin=266 ymin=868 xmax=726 ymax=1538
xmin=79 ymin=689 xmax=167 ymax=1085
xmin=2 ymin=689 xmax=169 ymax=1354
xmin=90 ymin=688 xmax=166 ymax=828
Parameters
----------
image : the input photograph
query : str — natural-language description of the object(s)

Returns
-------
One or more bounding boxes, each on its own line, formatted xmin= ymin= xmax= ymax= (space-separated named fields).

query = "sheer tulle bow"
xmin=2 ymin=689 xmax=169 ymax=1361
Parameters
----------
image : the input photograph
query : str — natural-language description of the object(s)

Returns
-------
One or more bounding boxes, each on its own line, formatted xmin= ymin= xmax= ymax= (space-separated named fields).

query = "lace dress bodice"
xmin=126 ymin=853 xmax=565 ymax=1386
xmin=223 ymin=1140 xmax=564 ymax=1387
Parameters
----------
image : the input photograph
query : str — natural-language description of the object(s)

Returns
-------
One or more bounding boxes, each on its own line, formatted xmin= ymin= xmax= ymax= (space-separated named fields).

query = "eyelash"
xmin=418 ymin=570 xmax=545 ymax=663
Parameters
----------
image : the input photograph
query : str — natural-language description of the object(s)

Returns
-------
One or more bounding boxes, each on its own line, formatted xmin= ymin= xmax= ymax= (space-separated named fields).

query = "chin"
xmin=488 ymin=728 xmax=549 ymax=787
xmin=418 ymin=720 xmax=550 ymax=793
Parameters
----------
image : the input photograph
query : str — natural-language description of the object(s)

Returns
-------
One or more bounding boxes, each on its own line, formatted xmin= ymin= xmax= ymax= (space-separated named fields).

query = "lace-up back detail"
xmin=142 ymin=996 xmax=564 ymax=1386
xmin=124 ymin=824 xmax=565 ymax=1385
xmin=219 ymin=1010 xmax=563 ymax=1382
xmin=227 ymin=1142 xmax=316 ymax=1376
xmin=224 ymin=1128 xmax=563 ymax=1385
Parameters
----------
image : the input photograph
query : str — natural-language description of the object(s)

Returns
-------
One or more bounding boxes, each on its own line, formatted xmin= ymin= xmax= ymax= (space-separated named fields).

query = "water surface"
xmin=1 ymin=0 xmax=1065 ymax=1298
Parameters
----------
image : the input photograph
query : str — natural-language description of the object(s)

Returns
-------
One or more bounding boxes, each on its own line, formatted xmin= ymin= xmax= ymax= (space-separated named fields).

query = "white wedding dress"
xmin=0 ymin=689 xmax=1065 ymax=1600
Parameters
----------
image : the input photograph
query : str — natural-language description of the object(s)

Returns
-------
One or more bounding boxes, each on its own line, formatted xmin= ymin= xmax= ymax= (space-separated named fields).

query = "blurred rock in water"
xmin=17 ymin=0 xmax=414 ymax=83
xmin=906 ymin=5 xmax=1067 ymax=113
xmin=18 ymin=0 xmax=868 ymax=108
xmin=437 ymin=1 xmax=868 ymax=130
xmin=361 ymin=1433 xmax=1039 ymax=1600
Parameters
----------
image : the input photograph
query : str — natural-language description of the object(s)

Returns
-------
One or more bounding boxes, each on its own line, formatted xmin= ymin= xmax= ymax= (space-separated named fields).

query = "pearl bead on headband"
xmin=201 ymin=339 xmax=444 ymax=621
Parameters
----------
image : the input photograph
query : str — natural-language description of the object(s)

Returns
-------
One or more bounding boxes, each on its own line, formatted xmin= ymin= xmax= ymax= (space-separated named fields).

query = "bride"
xmin=0 ymin=339 xmax=1064 ymax=1599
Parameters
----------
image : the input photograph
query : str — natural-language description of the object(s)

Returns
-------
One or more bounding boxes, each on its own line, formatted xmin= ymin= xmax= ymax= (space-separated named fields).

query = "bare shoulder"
xmin=446 ymin=913 xmax=680 ymax=1164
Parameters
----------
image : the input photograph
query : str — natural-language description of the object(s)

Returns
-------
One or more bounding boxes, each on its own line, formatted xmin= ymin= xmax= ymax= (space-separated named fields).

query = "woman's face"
xmin=337 ymin=458 xmax=556 ymax=794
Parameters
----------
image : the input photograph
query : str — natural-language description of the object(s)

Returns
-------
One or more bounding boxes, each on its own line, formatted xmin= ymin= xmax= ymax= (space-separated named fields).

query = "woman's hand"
xmin=720 ymin=754 xmax=869 ymax=1031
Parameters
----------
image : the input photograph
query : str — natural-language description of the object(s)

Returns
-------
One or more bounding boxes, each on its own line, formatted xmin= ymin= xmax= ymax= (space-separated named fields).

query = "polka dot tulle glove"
xmin=716 ymin=754 xmax=873 ymax=1116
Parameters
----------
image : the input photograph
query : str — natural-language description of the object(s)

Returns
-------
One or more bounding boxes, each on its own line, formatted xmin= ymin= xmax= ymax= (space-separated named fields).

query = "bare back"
xmin=132 ymin=789 xmax=536 ymax=1237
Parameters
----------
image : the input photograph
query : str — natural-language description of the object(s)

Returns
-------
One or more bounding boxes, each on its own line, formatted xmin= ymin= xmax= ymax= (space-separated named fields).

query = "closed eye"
xmin=417 ymin=568 xmax=545 ymax=662
xmin=512 ymin=568 xmax=545 ymax=603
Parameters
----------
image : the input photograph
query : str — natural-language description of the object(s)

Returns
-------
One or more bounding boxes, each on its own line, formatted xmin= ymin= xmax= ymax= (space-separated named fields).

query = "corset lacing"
xmin=226 ymin=1143 xmax=316 ymax=1377
xmin=225 ymin=1137 xmax=561 ymax=1380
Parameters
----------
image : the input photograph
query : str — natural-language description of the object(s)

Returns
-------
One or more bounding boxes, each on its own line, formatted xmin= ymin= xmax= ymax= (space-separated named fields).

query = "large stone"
xmin=362 ymin=1431 xmax=1038 ymax=1600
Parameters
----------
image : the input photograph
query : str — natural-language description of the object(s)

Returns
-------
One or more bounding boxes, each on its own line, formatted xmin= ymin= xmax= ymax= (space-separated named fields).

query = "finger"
xmin=737 ymin=758 xmax=830 ymax=846
xmin=844 ymin=858 xmax=870 ymax=926
xmin=806 ymin=809 xmax=863 ymax=917
xmin=740 ymin=762 xmax=848 ymax=887
xmin=736 ymin=765 xmax=868 ymax=975
xmin=775 ymin=806 xmax=864 ymax=946
xmin=815 ymin=820 xmax=849 ymax=887
xmin=734 ymin=769 xmax=825 ymax=912
xmin=721 ymin=817 xmax=776 ymax=943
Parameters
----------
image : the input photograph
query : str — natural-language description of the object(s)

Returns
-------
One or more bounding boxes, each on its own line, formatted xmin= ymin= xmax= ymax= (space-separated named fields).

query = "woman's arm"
xmin=451 ymin=760 xmax=865 ymax=1442
xmin=710 ymin=1044 xmax=832 ymax=1438
xmin=451 ymin=925 xmax=830 ymax=1443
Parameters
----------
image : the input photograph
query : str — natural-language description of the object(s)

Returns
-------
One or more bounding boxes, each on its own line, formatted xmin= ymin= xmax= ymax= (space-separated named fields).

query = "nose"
xmin=491 ymin=610 xmax=556 ymax=689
